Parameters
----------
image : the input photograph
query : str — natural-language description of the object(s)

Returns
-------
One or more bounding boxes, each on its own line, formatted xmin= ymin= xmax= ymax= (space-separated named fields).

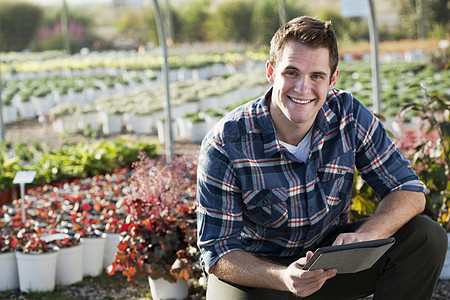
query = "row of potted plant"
xmin=0 ymin=167 xmax=132 ymax=292
xmin=45 ymin=69 xmax=269 ymax=138
xmin=1 ymin=48 xmax=267 ymax=75
xmin=2 ymin=61 xmax=260 ymax=124
xmin=0 ymin=151 xmax=200 ymax=298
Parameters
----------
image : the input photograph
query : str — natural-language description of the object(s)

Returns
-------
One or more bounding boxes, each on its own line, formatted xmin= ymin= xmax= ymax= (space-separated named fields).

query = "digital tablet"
xmin=303 ymin=237 xmax=395 ymax=274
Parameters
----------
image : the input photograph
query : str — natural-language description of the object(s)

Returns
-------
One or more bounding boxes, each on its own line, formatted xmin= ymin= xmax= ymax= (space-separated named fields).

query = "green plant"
xmin=0 ymin=143 xmax=20 ymax=192
xmin=30 ymin=138 xmax=158 ymax=185
xmin=183 ymin=112 xmax=205 ymax=123
xmin=0 ymin=1 xmax=43 ymax=51
xmin=399 ymin=84 xmax=450 ymax=229
xmin=48 ymin=103 xmax=79 ymax=121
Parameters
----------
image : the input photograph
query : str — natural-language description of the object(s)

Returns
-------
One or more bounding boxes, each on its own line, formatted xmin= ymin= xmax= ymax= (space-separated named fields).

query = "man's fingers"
xmin=292 ymin=269 xmax=337 ymax=297
xmin=296 ymin=251 xmax=314 ymax=266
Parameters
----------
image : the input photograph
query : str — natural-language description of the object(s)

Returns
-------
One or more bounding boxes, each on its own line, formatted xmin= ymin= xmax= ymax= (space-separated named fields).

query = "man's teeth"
xmin=289 ymin=96 xmax=312 ymax=104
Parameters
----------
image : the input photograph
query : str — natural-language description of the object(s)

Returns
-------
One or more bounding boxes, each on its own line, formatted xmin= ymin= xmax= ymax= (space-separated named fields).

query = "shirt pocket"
xmin=317 ymin=154 xmax=355 ymax=206
xmin=243 ymin=187 xmax=288 ymax=228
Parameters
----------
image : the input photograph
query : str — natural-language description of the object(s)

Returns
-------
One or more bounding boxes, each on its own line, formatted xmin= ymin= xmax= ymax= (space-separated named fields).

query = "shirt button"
xmin=307 ymin=176 xmax=310 ymax=181
xmin=309 ymin=207 xmax=313 ymax=212
xmin=263 ymin=199 xmax=268 ymax=204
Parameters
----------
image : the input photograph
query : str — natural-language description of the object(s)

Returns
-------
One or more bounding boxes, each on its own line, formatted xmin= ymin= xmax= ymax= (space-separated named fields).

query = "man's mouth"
xmin=288 ymin=96 xmax=314 ymax=104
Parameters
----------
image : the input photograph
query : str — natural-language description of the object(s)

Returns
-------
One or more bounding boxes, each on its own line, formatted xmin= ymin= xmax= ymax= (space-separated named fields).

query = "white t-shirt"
xmin=279 ymin=129 xmax=312 ymax=163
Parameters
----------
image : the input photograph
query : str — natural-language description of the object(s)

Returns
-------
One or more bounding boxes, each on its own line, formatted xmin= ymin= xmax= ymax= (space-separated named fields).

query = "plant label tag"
xmin=13 ymin=171 xmax=37 ymax=184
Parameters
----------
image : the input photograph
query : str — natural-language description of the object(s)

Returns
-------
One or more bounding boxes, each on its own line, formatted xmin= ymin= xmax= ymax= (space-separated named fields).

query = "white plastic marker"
xmin=13 ymin=171 xmax=36 ymax=223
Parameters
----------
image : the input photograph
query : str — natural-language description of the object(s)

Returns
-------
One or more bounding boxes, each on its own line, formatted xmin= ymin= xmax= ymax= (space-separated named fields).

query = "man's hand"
xmin=332 ymin=191 xmax=426 ymax=247
xmin=332 ymin=232 xmax=375 ymax=246
xmin=283 ymin=251 xmax=337 ymax=297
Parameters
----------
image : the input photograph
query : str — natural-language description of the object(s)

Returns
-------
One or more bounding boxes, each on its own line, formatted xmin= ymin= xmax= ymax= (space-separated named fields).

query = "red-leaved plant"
xmin=12 ymin=226 xmax=58 ymax=253
xmin=107 ymin=152 xmax=201 ymax=286
xmin=396 ymin=85 xmax=450 ymax=229
xmin=0 ymin=228 xmax=13 ymax=252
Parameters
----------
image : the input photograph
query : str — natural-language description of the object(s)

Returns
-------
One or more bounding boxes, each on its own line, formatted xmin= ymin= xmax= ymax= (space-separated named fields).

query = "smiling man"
xmin=197 ymin=16 xmax=447 ymax=299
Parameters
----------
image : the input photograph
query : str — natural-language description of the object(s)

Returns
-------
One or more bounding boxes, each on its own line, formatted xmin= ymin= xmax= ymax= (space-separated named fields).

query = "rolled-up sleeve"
xmin=352 ymin=99 xmax=427 ymax=198
xmin=196 ymin=137 xmax=244 ymax=274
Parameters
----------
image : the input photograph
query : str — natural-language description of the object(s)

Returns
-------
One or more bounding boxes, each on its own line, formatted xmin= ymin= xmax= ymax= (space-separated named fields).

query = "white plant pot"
xmin=190 ymin=121 xmax=210 ymax=143
xmin=16 ymin=101 xmax=36 ymax=119
xmin=82 ymin=235 xmax=106 ymax=277
xmin=2 ymin=105 xmax=18 ymax=124
xmin=100 ymin=112 xmax=123 ymax=135
xmin=176 ymin=118 xmax=191 ymax=140
xmin=0 ymin=251 xmax=19 ymax=291
xmin=77 ymin=112 xmax=100 ymax=131
xmin=103 ymin=233 xmax=121 ymax=269
xmin=439 ymin=232 xmax=450 ymax=280
xmin=171 ymin=102 xmax=200 ymax=120
xmin=199 ymin=95 xmax=221 ymax=110
xmin=124 ymin=113 xmax=153 ymax=134
xmin=148 ymin=277 xmax=189 ymax=300
xmin=56 ymin=244 xmax=83 ymax=286
xmin=15 ymin=250 xmax=59 ymax=292
xmin=52 ymin=115 xmax=78 ymax=134
xmin=157 ymin=120 xmax=180 ymax=144
xmin=31 ymin=95 xmax=54 ymax=115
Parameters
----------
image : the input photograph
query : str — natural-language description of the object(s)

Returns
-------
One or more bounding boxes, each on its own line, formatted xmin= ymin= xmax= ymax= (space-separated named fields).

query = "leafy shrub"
xmin=0 ymin=139 xmax=158 ymax=192
xmin=204 ymin=0 xmax=253 ymax=42
xmin=0 ymin=1 xmax=43 ymax=51
xmin=108 ymin=152 xmax=201 ymax=285
xmin=397 ymin=85 xmax=450 ymax=229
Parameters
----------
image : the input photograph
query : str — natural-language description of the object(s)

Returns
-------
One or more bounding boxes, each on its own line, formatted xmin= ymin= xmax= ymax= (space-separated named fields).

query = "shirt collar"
xmin=255 ymin=88 xmax=338 ymax=158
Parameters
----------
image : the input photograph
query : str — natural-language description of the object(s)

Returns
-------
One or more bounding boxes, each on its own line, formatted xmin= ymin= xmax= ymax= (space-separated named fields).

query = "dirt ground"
xmin=3 ymin=117 xmax=201 ymax=155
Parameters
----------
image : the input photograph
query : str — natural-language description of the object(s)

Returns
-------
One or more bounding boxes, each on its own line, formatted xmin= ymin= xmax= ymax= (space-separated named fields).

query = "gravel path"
xmin=0 ymin=271 xmax=448 ymax=299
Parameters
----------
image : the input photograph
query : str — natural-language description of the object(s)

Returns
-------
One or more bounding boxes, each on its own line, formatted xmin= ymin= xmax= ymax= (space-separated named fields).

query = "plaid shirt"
xmin=196 ymin=88 xmax=426 ymax=274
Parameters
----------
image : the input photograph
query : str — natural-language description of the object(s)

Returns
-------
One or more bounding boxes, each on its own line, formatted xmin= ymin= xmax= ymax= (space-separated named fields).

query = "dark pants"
xmin=206 ymin=215 xmax=448 ymax=300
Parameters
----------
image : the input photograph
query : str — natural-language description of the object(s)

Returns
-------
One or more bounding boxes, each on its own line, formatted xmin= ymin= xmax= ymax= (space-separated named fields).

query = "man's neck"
xmin=268 ymin=104 xmax=314 ymax=146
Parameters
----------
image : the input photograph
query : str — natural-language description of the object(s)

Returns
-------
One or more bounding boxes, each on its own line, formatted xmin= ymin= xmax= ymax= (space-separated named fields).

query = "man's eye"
xmin=285 ymin=71 xmax=297 ymax=77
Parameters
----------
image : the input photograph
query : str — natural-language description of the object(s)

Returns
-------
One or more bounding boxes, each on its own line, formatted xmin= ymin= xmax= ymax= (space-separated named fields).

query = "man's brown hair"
xmin=269 ymin=16 xmax=339 ymax=77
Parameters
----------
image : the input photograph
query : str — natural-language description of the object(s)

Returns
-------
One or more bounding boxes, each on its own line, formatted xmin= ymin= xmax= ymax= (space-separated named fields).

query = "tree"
xmin=204 ymin=0 xmax=253 ymax=42
xmin=398 ymin=0 xmax=449 ymax=39
xmin=178 ymin=0 xmax=210 ymax=43
xmin=0 ymin=2 xmax=43 ymax=51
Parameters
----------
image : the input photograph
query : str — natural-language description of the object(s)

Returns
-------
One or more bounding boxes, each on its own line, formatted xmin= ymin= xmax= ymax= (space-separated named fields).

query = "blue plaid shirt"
xmin=197 ymin=88 xmax=426 ymax=274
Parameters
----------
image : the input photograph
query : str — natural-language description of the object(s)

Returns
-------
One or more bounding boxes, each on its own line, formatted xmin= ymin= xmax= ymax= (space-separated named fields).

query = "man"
xmin=196 ymin=16 xmax=447 ymax=299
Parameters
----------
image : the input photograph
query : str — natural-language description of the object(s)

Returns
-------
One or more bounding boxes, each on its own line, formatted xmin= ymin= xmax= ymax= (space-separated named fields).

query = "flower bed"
xmin=0 ymin=151 xmax=200 ymax=293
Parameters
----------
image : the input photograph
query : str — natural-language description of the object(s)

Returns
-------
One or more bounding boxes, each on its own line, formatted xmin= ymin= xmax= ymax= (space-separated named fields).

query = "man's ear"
xmin=329 ymin=69 xmax=339 ymax=89
xmin=266 ymin=60 xmax=275 ymax=84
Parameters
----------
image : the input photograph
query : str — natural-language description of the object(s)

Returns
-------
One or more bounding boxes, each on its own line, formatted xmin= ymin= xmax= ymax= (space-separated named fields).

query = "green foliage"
xmin=400 ymin=85 xmax=450 ymax=229
xmin=350 ymin=170 xmax=380 ymax=221
xmin=0 ymin=139 xmax=158 ymax=191
xmin=204 ymin=0 xmax=253 ymax=42
xmin=398 ymin=0 xmax=449 ymax=39
xmin=0 ymin=1 xmax=43 ymax=51
xmin=177 ymin=0 xmax=210 ymax=43
xmin=0 ymin=144 xmax=20 ymax=191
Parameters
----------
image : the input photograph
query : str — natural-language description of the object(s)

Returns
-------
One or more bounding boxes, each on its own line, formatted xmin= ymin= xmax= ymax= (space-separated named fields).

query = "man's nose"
xmin=293 ymin=76 xmax=311 ymax=94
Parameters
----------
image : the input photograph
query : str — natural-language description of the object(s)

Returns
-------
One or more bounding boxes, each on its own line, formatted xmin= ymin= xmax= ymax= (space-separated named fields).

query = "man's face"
xmin=266 ymin=40 xmax=339 ymax=137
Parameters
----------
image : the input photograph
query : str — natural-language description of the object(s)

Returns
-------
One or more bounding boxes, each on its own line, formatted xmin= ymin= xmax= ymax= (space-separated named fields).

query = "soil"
xmin=3 ymin=117 xmax=201 ymax=154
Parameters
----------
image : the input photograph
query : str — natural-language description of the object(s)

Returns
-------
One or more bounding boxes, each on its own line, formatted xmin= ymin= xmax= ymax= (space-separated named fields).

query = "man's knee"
xmin=396 ymin=215 xmax=448 ymax=259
